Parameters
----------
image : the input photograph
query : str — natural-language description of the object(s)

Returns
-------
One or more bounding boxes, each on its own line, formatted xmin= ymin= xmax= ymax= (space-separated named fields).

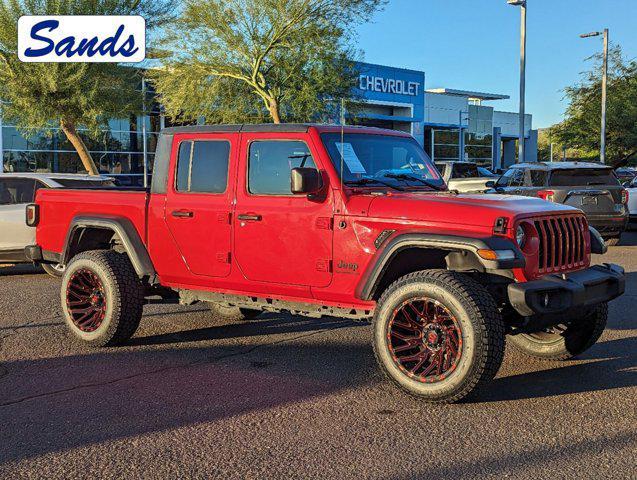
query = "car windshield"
xmin=549 ymin=168 xmax=619 ymax=186
xmin=321 ymin=133 xmax=445 ymax=190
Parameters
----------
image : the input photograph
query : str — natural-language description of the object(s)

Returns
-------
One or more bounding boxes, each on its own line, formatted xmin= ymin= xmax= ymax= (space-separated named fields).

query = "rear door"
xmin=164 ymin=133 xmax=237 ymax=278
xmin=233 ymin=134 xmax=334 ymax=288
xmin=549 ymin=168 xmax=622 ymax=215
xmin=0 ymin=178 xmax=39 ymax=253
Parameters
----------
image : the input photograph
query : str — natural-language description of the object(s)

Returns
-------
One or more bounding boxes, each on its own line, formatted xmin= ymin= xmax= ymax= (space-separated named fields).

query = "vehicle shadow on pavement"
xmin=390 ymin=429 xmax=637 ymax=480
xmin=0 ymin=320 xmax=374 ymax=464
xmin=481 ymin=335 xmax=637 ymax=402
xmin=0 ymin=265 xmax=43 ymax=276
xmin=127 ymin=314 xmax=362 ymax=346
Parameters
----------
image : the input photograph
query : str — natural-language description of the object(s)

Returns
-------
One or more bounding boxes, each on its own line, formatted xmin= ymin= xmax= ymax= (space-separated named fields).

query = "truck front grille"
xmin=533 ymin=215 xmax=587 ymax=274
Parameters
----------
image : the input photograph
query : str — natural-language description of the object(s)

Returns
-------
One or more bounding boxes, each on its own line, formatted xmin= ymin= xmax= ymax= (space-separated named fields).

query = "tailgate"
xmin=559 ymin=188 xmax=622 ymax=215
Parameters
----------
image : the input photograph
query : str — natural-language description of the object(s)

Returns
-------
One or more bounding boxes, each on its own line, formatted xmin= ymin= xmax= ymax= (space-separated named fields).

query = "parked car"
xmin=614 ymin=167 xmax=636 ymax=186
xmin=0 ymin=173 xmax=115 ymax=276
xmin=492 ymin=162 xmax=629 ymax=246
xmin=25 ymin=124 xmax=625 ymax=403
xmin=435 ymin=161 xmax=497 ymax=193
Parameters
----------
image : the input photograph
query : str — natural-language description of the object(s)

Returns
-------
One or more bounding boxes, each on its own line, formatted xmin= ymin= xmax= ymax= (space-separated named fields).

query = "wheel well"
xmin=66 ymin=227 xmax=121 ymax=262
xmin=371 ymin=247 xmax=448 ymax=300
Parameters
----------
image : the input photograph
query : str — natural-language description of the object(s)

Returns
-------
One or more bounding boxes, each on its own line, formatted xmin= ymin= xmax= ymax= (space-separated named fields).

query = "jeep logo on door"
xmin=18 ymin=16 xmax=146 ymax=63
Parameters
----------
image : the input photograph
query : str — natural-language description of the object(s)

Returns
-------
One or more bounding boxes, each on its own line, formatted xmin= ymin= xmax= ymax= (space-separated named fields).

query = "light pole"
xmin=580 ymin=29 xmax=609 ymax=164
xmin=508 ymin=0 xmax=527 ymax=164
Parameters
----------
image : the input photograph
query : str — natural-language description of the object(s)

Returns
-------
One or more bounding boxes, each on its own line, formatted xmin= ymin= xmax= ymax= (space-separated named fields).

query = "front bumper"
xmin=508 ymin=263 xmax=625 ymax=317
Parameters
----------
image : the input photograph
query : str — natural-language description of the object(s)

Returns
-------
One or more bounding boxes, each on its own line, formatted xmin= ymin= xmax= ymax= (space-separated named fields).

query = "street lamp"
xmin=508 ymin=0 xmax=527 ymax=164
xmin=580 ymin=29 xmax=609 ymax=164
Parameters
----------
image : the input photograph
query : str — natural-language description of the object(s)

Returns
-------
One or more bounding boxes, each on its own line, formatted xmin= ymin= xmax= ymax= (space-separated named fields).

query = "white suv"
xmin=0 ymin=173 xmax=116 ymax=276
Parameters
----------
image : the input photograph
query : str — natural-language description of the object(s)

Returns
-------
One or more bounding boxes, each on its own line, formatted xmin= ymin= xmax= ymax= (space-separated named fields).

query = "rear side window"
xmin=175 ymin=140 xmax=230 ymax=193
xmin=549 ymin=168 xmax=619 ymax=186
xmin=248 ymin=141 xmax=316 ymax=195
xmin=452 ymin=163 xmax=479 ymax=179
xmin=0 ymin=178 xmax=37 ymax=205
xmin=529 ymin=170 xmax=548 ymax=187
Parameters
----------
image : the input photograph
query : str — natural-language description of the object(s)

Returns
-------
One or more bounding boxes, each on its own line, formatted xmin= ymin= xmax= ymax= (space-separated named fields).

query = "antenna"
xmin=340 ymin=98 xmax=345 ymax=192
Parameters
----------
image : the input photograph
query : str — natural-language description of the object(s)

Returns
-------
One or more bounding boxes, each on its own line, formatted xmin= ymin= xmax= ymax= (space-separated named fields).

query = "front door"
xmin=233 ymin=135 xmax=334 ymax=288
xmin=164 ymin=133 xmax=237 ymax=278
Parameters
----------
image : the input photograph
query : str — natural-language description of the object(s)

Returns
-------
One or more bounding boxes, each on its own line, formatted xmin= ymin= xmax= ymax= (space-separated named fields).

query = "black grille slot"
xmin=534 ymin=215 xmax=586 ymax=273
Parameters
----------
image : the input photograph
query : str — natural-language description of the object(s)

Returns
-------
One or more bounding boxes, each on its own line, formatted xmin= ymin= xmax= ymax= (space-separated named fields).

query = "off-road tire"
xmin=508 ymin=303 xmax=608 ymax=360
xmin=373 ymin=269 xmax=505 ymax=403
xmin=208 ymin=303 xmax=262 ymax=322
xmin=604 ymin=236 xmax=621 ymax=247
xmin=42 ymin=263 xmax=65 ymax=278
xmin=61 ymin=250 xmax=144 ymax=347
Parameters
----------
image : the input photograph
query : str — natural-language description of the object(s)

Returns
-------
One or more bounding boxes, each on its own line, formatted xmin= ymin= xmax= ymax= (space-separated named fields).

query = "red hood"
xmin=359 ymin=192 xmax=580 ymax=227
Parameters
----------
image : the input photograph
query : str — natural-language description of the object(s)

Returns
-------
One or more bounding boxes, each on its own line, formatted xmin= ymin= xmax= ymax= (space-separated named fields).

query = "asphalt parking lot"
xmin=1 ymin=237 xmax=636 ymax=479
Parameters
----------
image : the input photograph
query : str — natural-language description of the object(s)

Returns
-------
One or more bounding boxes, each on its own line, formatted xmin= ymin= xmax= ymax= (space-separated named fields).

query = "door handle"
xmin=172 ymin=210 xmax=194 ymax=218
xmin=237 ymin=213 xmax=262 ymax=221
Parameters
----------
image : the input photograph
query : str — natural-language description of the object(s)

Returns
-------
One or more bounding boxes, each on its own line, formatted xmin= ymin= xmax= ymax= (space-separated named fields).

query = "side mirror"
xmin=291 ymin=167 xmax=321 ymax=195
xmin=622 ymin=181 xmax=631 ymax=187
xmin=485 ymin=181 xmax=496 ymax=188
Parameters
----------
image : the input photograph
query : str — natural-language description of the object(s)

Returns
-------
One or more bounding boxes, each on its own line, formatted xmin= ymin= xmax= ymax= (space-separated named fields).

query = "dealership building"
xmin=0 ymin=61 xmax=536 ymax=177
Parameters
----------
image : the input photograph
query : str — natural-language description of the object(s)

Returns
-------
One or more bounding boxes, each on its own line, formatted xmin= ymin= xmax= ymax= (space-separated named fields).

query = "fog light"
xmin=543 ymin=293 xmax=550 ymax=308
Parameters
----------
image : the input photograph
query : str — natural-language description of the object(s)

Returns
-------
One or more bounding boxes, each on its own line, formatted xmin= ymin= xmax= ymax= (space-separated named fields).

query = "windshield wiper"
xmin=380 ymin=173 xmax=445 ymax=191
xmin=344 ymin=177 xmax=405 ymax=191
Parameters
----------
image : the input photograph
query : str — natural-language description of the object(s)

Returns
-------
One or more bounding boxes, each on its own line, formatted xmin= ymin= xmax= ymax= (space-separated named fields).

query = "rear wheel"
xmin=42 ymin=263 xmax=65 ymax=278
xmin=373 ymin=270 xmax=505 ymax=403
xmin=208 ymin=303 xmax=262 ymax=322
xmin=604 ymin=235 xmax=621 ymax=247
xmin=508 ymin=303 xmax=608 ymax=360
xmin=61 ymin=250 xmax=144 ymax=347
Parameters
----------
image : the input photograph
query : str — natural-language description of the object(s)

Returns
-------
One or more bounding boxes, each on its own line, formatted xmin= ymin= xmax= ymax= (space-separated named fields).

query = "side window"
xmin=248 ymin=141 xmax=317 ymax=195
xmin=0 ymin=180 xmax=12 ymax=205
xmin=175 ymin=140 xmax=230 ymax=193
xmin=529 ymin=170 xmax=547 ymax=187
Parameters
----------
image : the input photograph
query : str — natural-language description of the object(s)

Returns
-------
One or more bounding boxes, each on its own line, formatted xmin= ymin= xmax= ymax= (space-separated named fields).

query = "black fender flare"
xmin=356 ymin=233 xmax=525 ymax=300
xmin=62 ymin=215 xmax=156 ymax=279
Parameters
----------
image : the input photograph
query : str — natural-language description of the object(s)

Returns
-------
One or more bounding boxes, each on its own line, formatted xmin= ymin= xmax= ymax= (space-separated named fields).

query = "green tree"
xmin=151 ymin=0 xmax=386 ymax=125
xmin=0 ymin=0 xmax=172 ymax=174
xmin=554 ymin=46 xmax=637 ymax=167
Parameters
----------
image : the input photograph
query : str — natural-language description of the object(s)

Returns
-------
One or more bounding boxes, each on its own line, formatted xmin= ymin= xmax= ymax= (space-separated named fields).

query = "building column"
xmin=492 ymin=127 xmax=501 ymax=171
xmin=524 ymin=129 xmax=538 ymax=163
xmin=502 ymin=139 xmax=516 ymax=168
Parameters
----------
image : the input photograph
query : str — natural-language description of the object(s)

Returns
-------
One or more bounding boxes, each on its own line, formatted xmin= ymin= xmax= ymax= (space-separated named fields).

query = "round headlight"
xmin=516 ymin=225 xmax=526 ymax=248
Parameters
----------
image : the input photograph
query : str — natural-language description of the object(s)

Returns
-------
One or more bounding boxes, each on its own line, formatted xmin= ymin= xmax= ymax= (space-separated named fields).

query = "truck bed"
xmin=36 ymin=188 xmax=149 ymax=256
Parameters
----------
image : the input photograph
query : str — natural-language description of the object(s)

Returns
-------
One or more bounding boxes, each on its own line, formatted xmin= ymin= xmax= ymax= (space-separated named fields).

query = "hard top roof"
xmin=510 ymin=161 xmax=612 ymax=170
xmin=161 ymin=123 xmax=412 ymax=137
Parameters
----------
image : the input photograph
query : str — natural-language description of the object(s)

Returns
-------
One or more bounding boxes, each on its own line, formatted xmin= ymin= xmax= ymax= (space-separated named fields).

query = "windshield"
xmin=549 ymin=169 xmax=619 ymax=186
xmin=321 ymin=133 xmax=445 ymax=190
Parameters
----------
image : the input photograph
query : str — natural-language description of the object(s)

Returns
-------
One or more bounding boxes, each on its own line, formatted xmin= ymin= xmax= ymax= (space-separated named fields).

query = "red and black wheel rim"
xmin=65 ymin=268 xmax=107 ymax=333
xmin=387 ymin=297 xmax=463 ymax=383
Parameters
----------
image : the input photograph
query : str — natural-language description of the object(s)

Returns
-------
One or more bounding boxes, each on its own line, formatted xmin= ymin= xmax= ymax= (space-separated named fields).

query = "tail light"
xmin=26 ymin=204 xmax=39 ymax=227
xmin=621 ymin=189 xmax=629 ymax=204
xmin=537 ymin=190 xmax=555 ymax=202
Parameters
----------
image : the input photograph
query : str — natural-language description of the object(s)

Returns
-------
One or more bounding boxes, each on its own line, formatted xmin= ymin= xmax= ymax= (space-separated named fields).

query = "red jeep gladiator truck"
xmin=25 ymin=124 xmax=625 ymax=403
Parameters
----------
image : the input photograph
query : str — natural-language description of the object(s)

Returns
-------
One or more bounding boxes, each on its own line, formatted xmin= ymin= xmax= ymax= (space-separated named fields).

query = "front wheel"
xmin=508 ymin=303 xmax=608 ymax=360
xmin=42 ymin=263 xmax=65 ymax=277
xmin=208 ymin=303 xmax=262 ymax=322
xmin=61 ymin=250 xmax=144 ymax=347
xmin=373 ymin=270 xmax=505 ymax=403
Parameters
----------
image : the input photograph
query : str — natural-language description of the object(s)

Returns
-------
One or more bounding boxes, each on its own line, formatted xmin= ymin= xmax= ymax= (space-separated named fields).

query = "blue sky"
xmin=356 ymin=0 xmax=637 ymax=128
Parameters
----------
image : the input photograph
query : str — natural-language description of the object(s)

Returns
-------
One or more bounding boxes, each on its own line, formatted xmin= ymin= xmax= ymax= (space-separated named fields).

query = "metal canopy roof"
xmin=426 ymin=88 xmax=510 ymax=101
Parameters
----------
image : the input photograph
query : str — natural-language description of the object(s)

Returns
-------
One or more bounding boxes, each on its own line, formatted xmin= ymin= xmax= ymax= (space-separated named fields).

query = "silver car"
xmin=0 ymin=173 xmax=116 ymax=276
